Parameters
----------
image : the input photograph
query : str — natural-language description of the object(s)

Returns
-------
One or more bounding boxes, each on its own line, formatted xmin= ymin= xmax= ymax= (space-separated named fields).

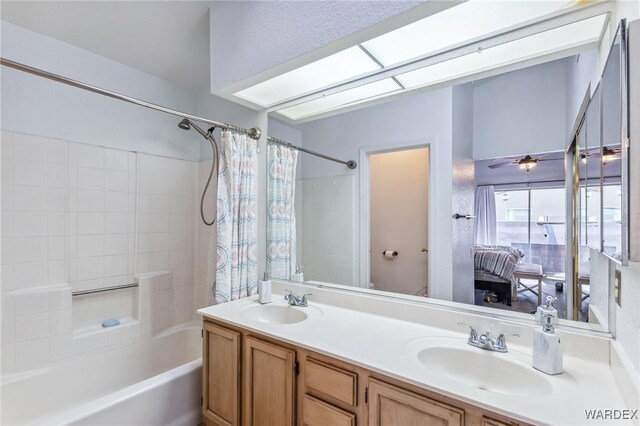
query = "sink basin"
xmin=239 ymin=304 xmax=311 ymax=325
xmin=417 ymin=346 xmax=552 ymax=397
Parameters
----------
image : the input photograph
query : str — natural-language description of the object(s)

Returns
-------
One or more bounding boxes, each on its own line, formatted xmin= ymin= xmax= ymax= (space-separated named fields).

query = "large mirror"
xmin=263 ymin=19 xmax=630 ymax=332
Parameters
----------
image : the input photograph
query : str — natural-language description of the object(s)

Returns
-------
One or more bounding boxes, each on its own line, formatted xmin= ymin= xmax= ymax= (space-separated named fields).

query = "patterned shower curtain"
xmin=214 ymin=131 xmax=258 ymax=303
xmin=266 ymin=143 xmax=298 ymax=280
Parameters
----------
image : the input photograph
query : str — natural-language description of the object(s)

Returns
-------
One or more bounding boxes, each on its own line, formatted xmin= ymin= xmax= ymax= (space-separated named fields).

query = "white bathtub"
xmin=1 ymin=323 xmax=202 ymax=426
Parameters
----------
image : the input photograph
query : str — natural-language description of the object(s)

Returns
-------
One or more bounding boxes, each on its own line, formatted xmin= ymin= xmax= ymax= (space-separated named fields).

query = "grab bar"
xmin=72 ymin=283 xmax=138 ymax=297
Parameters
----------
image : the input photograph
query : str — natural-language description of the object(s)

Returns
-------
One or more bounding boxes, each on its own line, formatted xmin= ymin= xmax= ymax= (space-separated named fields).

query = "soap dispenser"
xmin=532 ymin=311 xmax=563 ymax=375
xmin=291 ymin=265 xmax=304 ymax=282
xmin=258 ymin=272 xmax=271 ymax=304
xmin=535 ymin=296 xmax=559 ymax=326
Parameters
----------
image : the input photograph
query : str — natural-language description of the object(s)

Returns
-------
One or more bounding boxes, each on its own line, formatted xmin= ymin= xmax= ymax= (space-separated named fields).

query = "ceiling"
xmin=1 ymin=1 xmax=211 ymax=90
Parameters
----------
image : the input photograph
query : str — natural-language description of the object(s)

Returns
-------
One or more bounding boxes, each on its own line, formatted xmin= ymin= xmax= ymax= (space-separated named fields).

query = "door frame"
xmin=358 ymin=138 xmax=437 ymax=294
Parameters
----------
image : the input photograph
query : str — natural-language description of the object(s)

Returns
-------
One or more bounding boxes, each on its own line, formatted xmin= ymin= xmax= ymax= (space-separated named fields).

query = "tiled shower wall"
xmin=300 ymin=175 xmax=356 ymax=285
xmin=1 ymin=131 xmax=204 ymax=374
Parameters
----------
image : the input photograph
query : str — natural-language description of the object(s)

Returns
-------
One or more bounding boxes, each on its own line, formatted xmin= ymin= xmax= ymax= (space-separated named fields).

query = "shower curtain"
xmin=266 ymin=143 xmax=298 ymax=280
xmin=474 ymin=185 xmax=497 ymax=245
xmin=214 ymin=131 xmax=258 ymax=303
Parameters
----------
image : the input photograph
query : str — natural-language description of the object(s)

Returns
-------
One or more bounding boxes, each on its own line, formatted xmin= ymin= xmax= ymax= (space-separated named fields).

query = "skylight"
xmin=234 ymin=46 xmax=381 ymax=107
xmin=361 ymin=0 xmax=571 ymax=67
xmin=396 ymin=14 xmax=607 ymax=89
xmin=276 ymin=79 xmax=402 ymax=120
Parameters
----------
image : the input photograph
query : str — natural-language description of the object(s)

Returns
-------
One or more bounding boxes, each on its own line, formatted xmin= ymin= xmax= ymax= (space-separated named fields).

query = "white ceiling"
xmin=0 ymin=1 xmax=211 ymax=91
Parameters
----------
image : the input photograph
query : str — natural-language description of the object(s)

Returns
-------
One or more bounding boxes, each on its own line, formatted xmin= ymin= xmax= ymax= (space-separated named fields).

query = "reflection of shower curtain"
xmin=266 ymin=144 xmax=298 ymax=280
xmin=474 ymin=185 xmax=497 ymax=245
xmin=214 ymin=131 xmax=258 ymax=303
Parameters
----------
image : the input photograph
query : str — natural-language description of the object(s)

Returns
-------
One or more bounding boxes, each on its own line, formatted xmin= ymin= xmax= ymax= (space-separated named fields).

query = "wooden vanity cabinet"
xmin=243 ymin=336 xmax=296 ymax=426
xmin=202 ymin=322 xmax=241 ymax=426
xmin=202 ymin=319 xmax=525 ymax=426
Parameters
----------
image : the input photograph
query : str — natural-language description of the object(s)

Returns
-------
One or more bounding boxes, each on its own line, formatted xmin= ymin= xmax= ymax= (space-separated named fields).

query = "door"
xmin=369 ymin=148 xmax=429 ymax=296
xmin=243 ymin=336 xmax=296 ymax=426
xmin=368 ymin=379 xmax=464 ymax=426
xmin=203 ymin=322 xmax=241 ymax=426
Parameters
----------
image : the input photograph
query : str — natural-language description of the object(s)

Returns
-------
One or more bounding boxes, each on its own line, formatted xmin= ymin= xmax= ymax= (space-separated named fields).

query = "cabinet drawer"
xmin=302 ymin=395 xmax=355 ymax=426
xmin=305 ymin=358 xmax=358 ymax=407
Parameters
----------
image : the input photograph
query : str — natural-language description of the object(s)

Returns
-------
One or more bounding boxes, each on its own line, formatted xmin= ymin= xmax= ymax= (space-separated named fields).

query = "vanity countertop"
xmin=198 ymin=292 xmax=631 ymax=426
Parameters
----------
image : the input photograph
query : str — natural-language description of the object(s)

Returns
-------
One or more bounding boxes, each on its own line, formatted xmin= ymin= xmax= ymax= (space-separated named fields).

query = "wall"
xmin=472 ymin=58 xmax=568 ymax=160
xmin=0 ymin=22 xmax=264 ymax=374
xmin=0 ymin=21 xmax=201 ymax=161
xmin=298 ymin=87 xmax=454 ymax=299
xmin=1 ymin=131 xmax=198 ymax=373
xmin=370 ymin=148 xmax=428 ymax=295
xmin=300 ymin=176 xmax=356 ymax=285
xmin=451 ymin=85 xmax=475 ymax=304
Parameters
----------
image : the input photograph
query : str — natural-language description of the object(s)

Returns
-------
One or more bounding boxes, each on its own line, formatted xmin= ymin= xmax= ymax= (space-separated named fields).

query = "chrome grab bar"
xmin=72 ymin=283 xmax=138 ymax=297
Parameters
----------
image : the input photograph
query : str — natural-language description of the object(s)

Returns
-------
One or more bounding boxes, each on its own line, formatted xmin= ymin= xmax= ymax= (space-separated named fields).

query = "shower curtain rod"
xmin=0 ymin=57 xmax=262 ymax=140
xmin=267 ymin=136 xmax=357 ymax=169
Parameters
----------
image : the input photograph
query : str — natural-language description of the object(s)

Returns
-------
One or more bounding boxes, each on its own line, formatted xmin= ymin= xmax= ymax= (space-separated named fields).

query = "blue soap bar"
xmin=102 ymin=319 xmax=120 ymax=328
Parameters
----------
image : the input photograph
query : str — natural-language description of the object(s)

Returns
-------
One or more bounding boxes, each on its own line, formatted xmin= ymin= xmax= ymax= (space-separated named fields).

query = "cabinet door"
xmin=368 ymin=379 xmax=464 ymax=426
xmin=243 ymin=336 xmax=296 ymax=426
xmin=203 ymin=322 xmax=241 ymax=426
xmin=302 ymin=394 xmax=355 ymax=426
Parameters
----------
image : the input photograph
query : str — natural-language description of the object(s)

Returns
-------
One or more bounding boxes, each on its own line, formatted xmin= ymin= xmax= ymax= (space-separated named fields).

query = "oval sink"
xmin=417 ymin=346 xmax=552 ymax=397
xmin=240 ymin=304 xmax=310 ymax=325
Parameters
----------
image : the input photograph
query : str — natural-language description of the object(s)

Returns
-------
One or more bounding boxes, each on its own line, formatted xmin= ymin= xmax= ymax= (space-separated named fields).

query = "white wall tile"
xmin=14 ymin=291 xmax=49 ymax=315
xmin=13 ymin=160 xmax=47 ymax=186
xmin=46 ymin=139 xmax=67 ymax=164
xmin=13 ymin=262 xmax=48 ymax=289
xmin=14 ymin=312 xmax=49 ymax=342
xmin=14 ymin=338 xmax=49 ymax=369
xmin=105 ymin=213 xmax=129 ymax=234
xmin=104 ymin=234 xmax=128 ymax=255
xmin=78 ymin=167 xmax=105 ymax=191
xmin=47 ymin=188 xmax=67 ymax=212
xmin=49 ymin=289 xmax=72 ymax=311
xmin=49 ymin=309 xmax=72 ymax=336
xmin=77 ymin=212 xmax=104 ymax=235
xmin=48 ymin=237 xmax=66 ymax=261
xmin=105 ymin=149 xmax=128 ymax=171
xmin=77 ymin=234 xmax=104 ymax=257
xmin=1 ymin=343 xmax=14 ymax=372
xmin=13 ymin=237 xmax=47 ymax=263
xmin=47 ymin=212 xmax=67 ymax=236
xmin=13 ymin=135 xmax=47 ymax=162
xmin=77 ymin=190 xmax=104 ymax=212
xmin=46 ymin=163 xmax=67 ymax=188
xmin=2 ymin=264 xmax=15 ymax=291
xmin=105 ymin=192 xmax=129 ymax=213
xmin=77 ymin=257 xmax=104 ymax=281
xmin=2 ymin=315 xmax=14 ymax=344
xmin=105 ymin=255 xmax=128 ymax=277
xmin=105 ymin=170 xmax=128 ymax=192
xmin=77 ymin=144 xmax=104 ymax=169
xmin=2 ymin=238 xmax=13 ymax=265
xmin=13 ymin=186 xmax=47 ymax=212
xmin=48 ymin=261 xmax=67 ymax=283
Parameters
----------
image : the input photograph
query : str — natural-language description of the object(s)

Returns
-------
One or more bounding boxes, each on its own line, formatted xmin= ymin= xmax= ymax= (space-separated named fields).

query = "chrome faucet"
xmin=458 ymin=322 xmax=519 ymax=353
xmin=284 ymin=289 xmax=311 ymax=307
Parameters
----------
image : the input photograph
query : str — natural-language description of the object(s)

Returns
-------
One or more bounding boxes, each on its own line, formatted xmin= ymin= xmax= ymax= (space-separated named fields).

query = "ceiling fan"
xmin=487 ymin=154 xmax=561 ymax=171
xmin=580 ymin=146 xmax=622 ymax=164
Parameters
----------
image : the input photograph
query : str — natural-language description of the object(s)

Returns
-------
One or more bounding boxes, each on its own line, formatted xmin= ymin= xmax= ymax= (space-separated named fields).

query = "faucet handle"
xmin=301 ymin=293 xmax=312 ymax=305
xmin=283 ymin=289 xmax=293 ymax=300
xmin=495 ymin=332 xmax=520 ymax=349
xmin=457 ymin=322 xmax=478 ymax=341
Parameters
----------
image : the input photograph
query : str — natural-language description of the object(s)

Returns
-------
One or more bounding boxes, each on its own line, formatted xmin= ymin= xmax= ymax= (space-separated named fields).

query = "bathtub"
xmin=1 ymin=323 xmax=202 ymax=426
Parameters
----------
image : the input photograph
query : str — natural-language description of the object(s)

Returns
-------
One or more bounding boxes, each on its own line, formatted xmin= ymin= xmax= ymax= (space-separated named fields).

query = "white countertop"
xmin=198 ymin=292 xmax=631 ymax=426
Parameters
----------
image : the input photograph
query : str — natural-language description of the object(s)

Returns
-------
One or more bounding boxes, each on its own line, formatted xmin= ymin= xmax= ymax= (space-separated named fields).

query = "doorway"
xmin=368 ymin=147 xmax=429 ymax=296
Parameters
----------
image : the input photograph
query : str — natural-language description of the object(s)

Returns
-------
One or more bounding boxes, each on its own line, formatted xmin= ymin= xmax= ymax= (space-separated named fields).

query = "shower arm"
xmin=0 ymin=57 xmax=262 ymax=140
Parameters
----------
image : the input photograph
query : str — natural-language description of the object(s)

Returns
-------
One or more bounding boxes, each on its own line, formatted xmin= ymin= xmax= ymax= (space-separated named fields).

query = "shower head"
xmin=178 ymin=118 xmax=191 ymax=130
